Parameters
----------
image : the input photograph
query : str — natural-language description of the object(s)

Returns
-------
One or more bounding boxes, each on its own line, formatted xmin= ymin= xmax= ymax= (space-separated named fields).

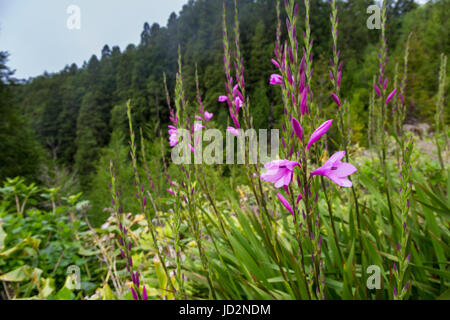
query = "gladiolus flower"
xmin=306 ymin=120 xmax=333 ymax=150
xmin=168 ymin=125 xmax=179 ymax=147
xmin=296 ymin=193 xmax=303 ymax=204
xmin=270 ymin=74 xmax=284 ymax=85
xmin=311 ymin=151 xmax=357 ymax=187
xmin=260 ymin=159 xmax=299 ymax=188
xmin=142 ymin=286 xmax=148 ymax=300
xmin=385 ymin=89 xmax=397 ymax=105
xmin=374 ymin=83 xmax=381 ymax=97
xmin=131 ymin=287 xmax=138 ymax=300
xmin=277 ymin=193 xmax=294 ymax=216
xmin=235 ymin=96 xmax=244 ymax=112
xmin=193 ymin=123 xmax=205 ymax=132
xmin=227 ymin=127 xmax=240 ymax=136
xmin=331 ymin=93 xmax=341 ymax=107
xmin=271 ymin=59 xmax=281 ymax=69
xmin=204 ymin=111 xmax=213 ymax=122
xmin=291 ymin=117 xmax=303 ymax=142
xmin=300 ymin=87 xmax=308 ymax=115
xmin=218 ymin=96 xmax=229 ymax=103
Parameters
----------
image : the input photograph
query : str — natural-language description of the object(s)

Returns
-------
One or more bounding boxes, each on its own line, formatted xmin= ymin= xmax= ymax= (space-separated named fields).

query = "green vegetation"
xmin=0 ymin=0 xmax=448 ymax=300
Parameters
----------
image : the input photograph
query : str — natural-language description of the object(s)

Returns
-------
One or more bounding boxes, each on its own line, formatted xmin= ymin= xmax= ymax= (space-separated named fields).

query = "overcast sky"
xmin=0 ymin=0 xmax=429 ymax=80
xmin=0 ymin=0 xmax=188 ymax=79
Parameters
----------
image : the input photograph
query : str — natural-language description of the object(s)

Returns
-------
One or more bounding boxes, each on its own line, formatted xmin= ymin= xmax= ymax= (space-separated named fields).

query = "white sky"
xmin=0 ymin=0 xmax=188 ymax=79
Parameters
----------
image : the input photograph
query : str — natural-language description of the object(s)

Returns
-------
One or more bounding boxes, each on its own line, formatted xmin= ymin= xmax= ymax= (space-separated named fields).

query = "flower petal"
xmin=204 ymin=111 xmax=214 ymax=122
xmin=385 ymin=89 xmax=397 ymax=105
xmin=306 ymin=120 xmax=333 ymax=150
xmin=277 ymin=193 xmax=294 ymax=215
xmin=270 ymin=74 xmax=283 ymax=85
xmin=334 ymin=162 xmax=357 ymax=177
xmin=291 ymin=117 xmax=303 ymax=142
xmin=218 ymin=95 xmax=229 ymax=103
xmin=227 ymin=127 xmax=240 ymax=136
xmin=325 ymin=151 xmax=346 ymax=167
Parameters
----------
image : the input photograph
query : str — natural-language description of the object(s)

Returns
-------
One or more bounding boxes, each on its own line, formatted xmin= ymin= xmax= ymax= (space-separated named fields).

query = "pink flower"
xmin=385 ymin=89 xmax=397 ymax=105
xmin=291 ymin=117 xmax=303 ymax=142
xmin=167 ymin=189 xmax=175 ymax=196
xmin=306 ymin=120 xmax=333 ymax=150
xmin=260 ymin=160 xmax=299 ymax=188
xmin=168 ymin=125 xmax=179 ymax=147
xmin=277 ymin=193 xmax=294 ymax=216
xmin=296 ymin=193 xmax=303 ymax=204
xmin=218 ymin=96 xmax=229 ymax=103
xmin=374 ymin=83 xmax=381 ymax=97
xmin=131 ymin=287 xmax=138 ymax=300
xmin=331 ymin=93 xmax=341 ymax=107
xmin=300 ymin=87 xmax=308 ymax=115
xmin=271 ymin=59 xmax=281 ymax=70
xmin=233 ymin=85 xmax=244 ymax=103
xmin=235 ymin=96 xmax=244 ymax=113
xmin=311 ymin=151 xmax=357 ymax=187
xmin=193 ymin=123 xmax=205 ymax=132
xmin=270 ymin=74 xmax=283 ymax=85
xmin=142 ymin=286 xmax=148 ymax=300
xmin=204 ymin=111 xmax=214 ymax=122
xmin=227 ymin=127 xmax=240 ymax=136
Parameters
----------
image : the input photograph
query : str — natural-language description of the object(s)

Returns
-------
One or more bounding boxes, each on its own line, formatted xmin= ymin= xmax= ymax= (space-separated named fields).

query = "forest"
xmin=0 ymin=0 xmax=448 ymax=301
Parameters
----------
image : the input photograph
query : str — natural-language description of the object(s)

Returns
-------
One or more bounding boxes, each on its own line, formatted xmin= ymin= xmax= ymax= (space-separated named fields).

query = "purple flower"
xmin=300 ymin=87 xmax=308 ymax=115
xmin=235 ymin=96 xmax=244 ymax=113
xmin=306 ymin=120 xmax=333 ymax=150
xmin=374 ymin=83 xmax=381 ymax=97
xmin=270 ymin=74 xmax=284 ymax=85
xmin=311 ymin=151 xmax=357 ymax=188
xmin=296 ymin=193 xmax=303 ymax=204
xmin=131 ymin=287 xmax=138 ymax=300
xmin=142 ymin=286 xmax=148 ymax=300
xmin=193 ymin=123 xmax=205 ymax=132
xmin=337 ymin=71 xmax=342 ymax=87
xmin=227 ymin=127 xmax=240 ymax=136
xmin=204 ymin=111 xmax=214 ymax=122
xmin=331 ymin=93 xmax=341 ymax=107
xmin=403 ymin=282 xmax=410 ymax=292
xmin=385 ymin=89 xmax=397 ymax=105
xmin=291 ymin=117 xmax=303 ymax=142
xmin=260 ymin=160 xmax=299 ymax=188
xmin=277 ymin=193 xmax=294 ymax=216
xmin=271 ymin=59 xmax=281 ymax=69
xmin=218 ymin=95 xmax=229 ymax=103
xmin=167 ymin=189 xmax=175 ymax=196
xmin=168 ymin=125 xmax=179 ymax=147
